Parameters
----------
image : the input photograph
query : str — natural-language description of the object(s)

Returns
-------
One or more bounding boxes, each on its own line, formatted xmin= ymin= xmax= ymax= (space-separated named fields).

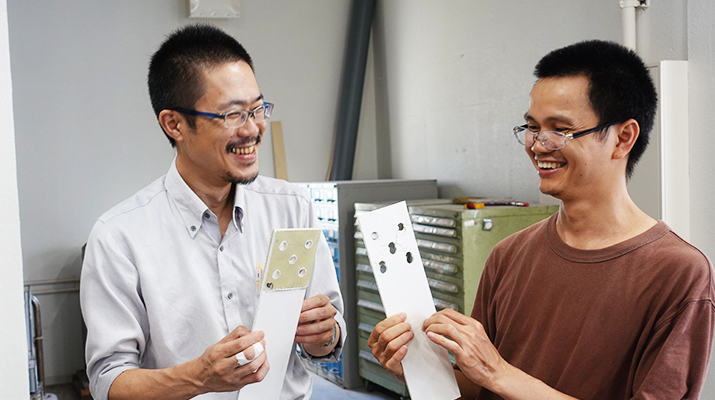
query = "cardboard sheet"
xmin=357 ymin=202 xmax=460 ymax=400
xmin=237 ymin=228 xmax=320 ymax=400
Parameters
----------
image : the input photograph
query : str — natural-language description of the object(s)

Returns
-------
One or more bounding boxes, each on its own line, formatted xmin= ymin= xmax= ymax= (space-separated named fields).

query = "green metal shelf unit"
xmin=353 ymin=202 xmax=559 ymax=397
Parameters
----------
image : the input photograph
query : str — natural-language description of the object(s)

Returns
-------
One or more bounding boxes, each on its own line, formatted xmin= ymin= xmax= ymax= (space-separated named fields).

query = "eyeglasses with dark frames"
xmin=512 ymin=121 xmax=618 ymax=151
xmin=170 ymin=102 xmax=274 ymax=129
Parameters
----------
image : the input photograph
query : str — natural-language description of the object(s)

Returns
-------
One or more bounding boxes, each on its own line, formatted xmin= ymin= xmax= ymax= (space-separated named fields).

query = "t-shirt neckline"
xmin=546 ymin=214 xmax=671 ymax=263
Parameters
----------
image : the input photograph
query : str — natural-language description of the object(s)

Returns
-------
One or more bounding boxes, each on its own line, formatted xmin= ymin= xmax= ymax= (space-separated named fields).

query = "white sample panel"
xmin=238 ymin=229 xmax=320 ymax=400
xmin=357 ymin=202 xmax=460 ymax=400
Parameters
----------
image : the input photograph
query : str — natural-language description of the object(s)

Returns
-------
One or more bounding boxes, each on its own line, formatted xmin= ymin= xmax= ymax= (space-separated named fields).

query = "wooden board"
xmin=271 ymin=121 xmax=288 ymax=181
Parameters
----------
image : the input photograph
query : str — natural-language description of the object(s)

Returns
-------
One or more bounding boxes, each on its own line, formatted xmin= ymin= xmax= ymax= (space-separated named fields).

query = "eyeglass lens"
xmin=515 ymin=127 xmax=566 ymax=150
xmin=224 ymin=104 xmax=272 ymax=128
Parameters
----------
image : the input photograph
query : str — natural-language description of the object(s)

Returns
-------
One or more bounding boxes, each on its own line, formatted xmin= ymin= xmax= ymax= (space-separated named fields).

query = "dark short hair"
xmin=534 ymin=40 xmax=657 ymax=179
xmin=148 ymin=24 xmax=253 ymax=147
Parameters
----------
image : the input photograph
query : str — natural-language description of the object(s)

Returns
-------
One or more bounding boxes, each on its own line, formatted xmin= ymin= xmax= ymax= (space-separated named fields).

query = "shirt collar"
xmin=233 ymin=183 xmax=246 ymax=233
xmin=165 ymin=158 xmax=245 ymax=237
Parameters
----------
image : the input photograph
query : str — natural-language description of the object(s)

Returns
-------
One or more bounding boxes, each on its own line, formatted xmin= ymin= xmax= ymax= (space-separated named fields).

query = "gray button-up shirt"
xmin=80 ymin=160 xmax=345 ymax=400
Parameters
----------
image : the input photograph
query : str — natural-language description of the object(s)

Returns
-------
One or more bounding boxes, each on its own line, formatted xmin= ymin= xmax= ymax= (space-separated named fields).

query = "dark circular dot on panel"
xmin=379 ymin=261 xmax=387 ymax=274
xmin=389 ymin=242 xmax=396 ymax=254
xmin=398 ymin=223 xmax=404 ymax=231
xmin=406 ymin=252 xmax=413 ymax=263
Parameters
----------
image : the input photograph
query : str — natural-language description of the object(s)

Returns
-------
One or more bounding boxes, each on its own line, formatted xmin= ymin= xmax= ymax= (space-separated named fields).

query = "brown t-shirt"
xmin=471 ymin=214 xmax=715 ymax=399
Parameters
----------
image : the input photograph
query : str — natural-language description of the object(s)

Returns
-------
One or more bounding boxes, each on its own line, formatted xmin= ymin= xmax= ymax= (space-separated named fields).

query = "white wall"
xmin=365 ymin=0 xmax=621 ymax=201
xmin=688 ymin=1 xmax=715 ymax=397
xmin=0 ymin=0 xmax=30 ymax=397
xmin=7 ymin=0 xmax=354 ymax=384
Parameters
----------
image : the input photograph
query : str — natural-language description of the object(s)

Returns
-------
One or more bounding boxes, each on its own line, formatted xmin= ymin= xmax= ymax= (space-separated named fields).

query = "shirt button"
xmin=203 ymin=212 xmax=210 ymax=219
xmin=227 ymin=292 xmax=233 ymax=299
xmin=219 ymin=246 xmax=224 ymax=251
xmin=190 ymin=225 xmax=196 ymax=232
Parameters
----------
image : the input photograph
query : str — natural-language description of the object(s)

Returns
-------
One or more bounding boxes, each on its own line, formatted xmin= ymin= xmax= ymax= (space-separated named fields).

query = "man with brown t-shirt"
xmin=368 ymin=40 xmax=715 ymax=399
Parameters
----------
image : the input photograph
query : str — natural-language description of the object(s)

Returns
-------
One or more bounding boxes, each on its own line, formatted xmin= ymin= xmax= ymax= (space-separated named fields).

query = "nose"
xmin=236 ymin=115 xmax=262 ymax=137
xmin=529 ymin=133 xmax=552 ymax=154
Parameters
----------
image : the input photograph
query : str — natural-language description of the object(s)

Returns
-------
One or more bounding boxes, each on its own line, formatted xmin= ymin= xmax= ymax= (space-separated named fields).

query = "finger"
xmin=237 ymin=357 xmax=270 ymax=387
xmin=234 ymin=350 xmax=269 ymax=384
xmin=368 ymin=313 xmax=407 ymax=347
xmin=426 ymin=330 xmax=461 ymax=355
xmin=422 ymin=309 xmax=455 ymax=330
xmin=298 ymin=302 xmax=336 ymax=324
xmin=224 ymin=330 xmax=265 ymax=358
xmin=422 ymin=308 xmax=470 ymax=331
xmin=246 ymin=349 xmax=267 ymax=373
xmin=383 ymin=345 xmax=408 ymax=376
xmin=371 ymin=327 xmax=414 ymax=368
xmin=378 ymin=327 xmax=413 ymax=355
xmin=219 ymin=325 xmax=251 ymax=344
xmin=373 ymin=321 xmax=412 ymax=352
xmin=424 ymin=320 xmax=462 ymax=343
xmin=236 ymin=342 xmax=264 ymax=365
xmin=296 ymin=317 xmax=333 ymax=336
xmin=301 ymin=294 xmax=330 ymax=312
xmin=295 ymin=322 xmax=334 ymax=344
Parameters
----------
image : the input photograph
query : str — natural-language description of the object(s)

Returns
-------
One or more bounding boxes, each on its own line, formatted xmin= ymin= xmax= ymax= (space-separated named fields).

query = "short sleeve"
xmin=631 ymin=299 xmax=715 ymax=399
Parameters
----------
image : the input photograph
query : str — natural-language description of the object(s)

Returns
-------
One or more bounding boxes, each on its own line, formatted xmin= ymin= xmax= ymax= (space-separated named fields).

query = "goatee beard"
xmin=232 ymin=172 xmax=258 ymax=185
xmin=223 ymin=135 xmax=261 ymax=185
xmin=219 ymin=169 xmax=258 ymax=185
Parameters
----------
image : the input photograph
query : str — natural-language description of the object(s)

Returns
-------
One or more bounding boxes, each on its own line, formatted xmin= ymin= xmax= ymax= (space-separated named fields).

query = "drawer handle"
xmin=423 ymin=259 xmax=457 ymax=274
xmin=427 ymin=278 xmax=459 ymax=294
xmin=357 ymin=299 xmax=385 ymax=313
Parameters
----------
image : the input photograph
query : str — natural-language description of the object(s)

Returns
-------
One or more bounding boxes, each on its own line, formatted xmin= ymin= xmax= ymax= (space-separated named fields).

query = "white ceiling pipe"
xmin=620 ymin=0 xmax=640 ymax=51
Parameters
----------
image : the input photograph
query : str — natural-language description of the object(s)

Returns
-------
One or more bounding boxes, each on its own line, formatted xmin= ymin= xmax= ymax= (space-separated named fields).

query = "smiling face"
xmin=173 ymin=61 xmax=266 ymax=189
xmin=525 ymin=75 xmax=620 ymax=201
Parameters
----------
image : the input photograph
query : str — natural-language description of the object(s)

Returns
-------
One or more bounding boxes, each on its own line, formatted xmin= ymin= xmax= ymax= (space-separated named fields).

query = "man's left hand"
xmin=296 ymin=294 xmax=339 ymax=356
xmin=422 ymin=308 xmax=507 ymax=390
xmin=423 ymin=309 xmax=580 ymax=399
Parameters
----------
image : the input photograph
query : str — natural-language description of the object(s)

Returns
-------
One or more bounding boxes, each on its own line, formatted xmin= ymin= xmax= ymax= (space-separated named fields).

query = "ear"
xmin=612 ymin=119 xmax=639 ymax=160
xmin=158 ymin=109 xmax=187 ymax=144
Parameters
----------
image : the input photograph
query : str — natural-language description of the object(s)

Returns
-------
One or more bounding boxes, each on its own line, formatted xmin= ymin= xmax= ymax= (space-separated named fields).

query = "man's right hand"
xmin=194 ymin=325 xmax=269 ymax=393
xmin=367 ymin=312 xmax=414 ymax=378
xmin=108 ymin=325 xmax=269 ymax=400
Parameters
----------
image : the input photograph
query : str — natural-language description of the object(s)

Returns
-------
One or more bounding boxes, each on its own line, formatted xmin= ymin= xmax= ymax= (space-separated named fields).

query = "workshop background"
xmin=1 ymin=1 xmax=714 ymax=398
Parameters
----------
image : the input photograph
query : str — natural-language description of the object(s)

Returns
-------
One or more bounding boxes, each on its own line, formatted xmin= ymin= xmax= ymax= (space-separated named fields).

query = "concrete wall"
xmin=0 ymin=0 xmax=30 ymax=397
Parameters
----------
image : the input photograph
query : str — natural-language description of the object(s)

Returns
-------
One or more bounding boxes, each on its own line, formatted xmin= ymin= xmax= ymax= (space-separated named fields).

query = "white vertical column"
xmin=659 ymin=60 xmax=689 ymax=240
xmin=620 ymin=0 xmax=639 ymax=51
xmin=0 ymin=0 xmax=31 ymax=398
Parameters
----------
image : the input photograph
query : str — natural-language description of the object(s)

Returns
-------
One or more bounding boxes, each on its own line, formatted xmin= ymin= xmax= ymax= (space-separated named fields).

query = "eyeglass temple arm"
xmin=570 ymin=122 xmax=617 ymax=140
xmin=170 ymin=108 xmax=221 ymax=119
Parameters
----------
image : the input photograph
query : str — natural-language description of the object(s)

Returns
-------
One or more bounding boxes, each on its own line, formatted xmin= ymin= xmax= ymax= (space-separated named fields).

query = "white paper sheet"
xmin=237 ymin=229 xmax=320 ymax=400
xmin=357 ymin=202 xmax=460 ymax=400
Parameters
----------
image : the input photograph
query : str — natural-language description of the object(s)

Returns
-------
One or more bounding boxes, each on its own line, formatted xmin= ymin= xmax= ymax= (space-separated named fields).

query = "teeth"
xmin=231 ymin=145 xmax=255 ymax=155
xmin=537 ymin=160 xmax=563 ymax=169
